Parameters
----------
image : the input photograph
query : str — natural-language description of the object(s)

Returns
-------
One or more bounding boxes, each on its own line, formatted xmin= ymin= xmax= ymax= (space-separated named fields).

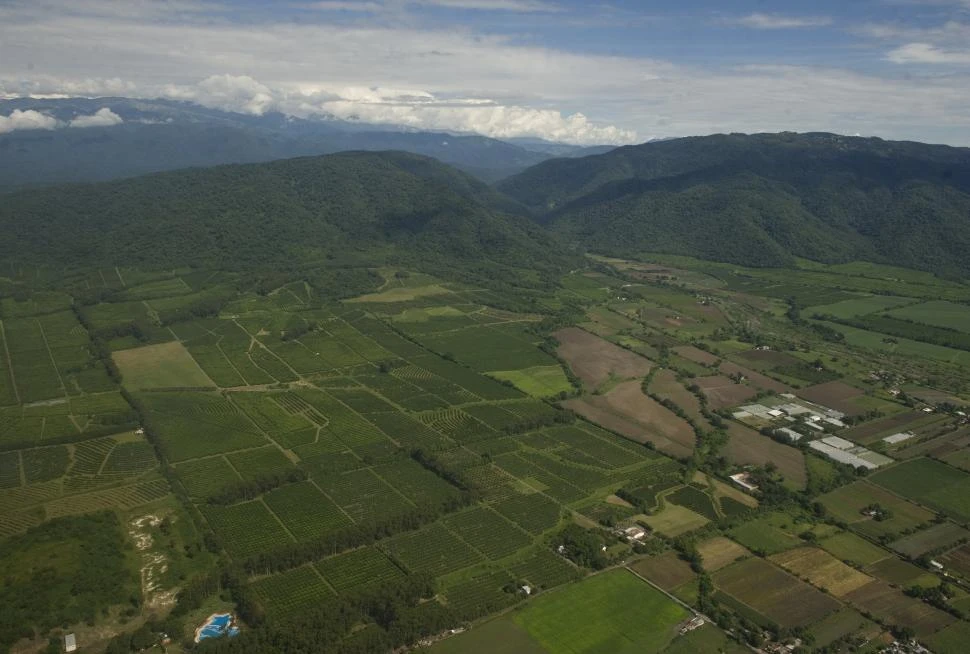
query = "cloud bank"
xmin=0 ymin=107 xmax=124 ymax=134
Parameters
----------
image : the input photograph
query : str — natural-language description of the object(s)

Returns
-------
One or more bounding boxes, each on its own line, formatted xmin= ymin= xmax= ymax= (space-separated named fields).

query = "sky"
xmin=1 ymin=0 xmax=969 ymax=145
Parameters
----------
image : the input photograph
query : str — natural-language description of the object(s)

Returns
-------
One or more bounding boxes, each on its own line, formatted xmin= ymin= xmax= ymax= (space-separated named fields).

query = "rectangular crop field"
xmin=696 ymin=536 xmax=750 ymax=572
xmin=492 ymin=492 xmax=562 ymax=535
xmin=263 ymin=481 xmax=353 ymax=541
xmin=845 ymin=580 xmax=954 ymax=637
xmin=443 ymin=507 xmax=532 ymax=560
xmin=628 ymin=551 xmax=696 ymax=590
xmin=382 ymin=523 xmax=484 ymax=577
xmin=250 ymin=565 xmax=334 ymax=616
xmin=890 ymin=522 xmax=970 ymax=558
xmin=818 ymin=481 xmax=934 ymax=539
xmin=315 ymin=546 xmax=404 ymax=593
xmin=819 ymin=532 xmax=890 ymax=567
xmin=770 ymin=547 xmax=874 ymax=597
xmin=512 ymin=569 xmax=689 ymax=654
xmin=713 ymin=557 xmax=840 ymax=628
xmin=113 ymin=341 xmax=215 ymax=390
xmin=203 ymin=500 xmax=294 ymax=558
xmin=871 ymin=458 xmax=970 ymax=522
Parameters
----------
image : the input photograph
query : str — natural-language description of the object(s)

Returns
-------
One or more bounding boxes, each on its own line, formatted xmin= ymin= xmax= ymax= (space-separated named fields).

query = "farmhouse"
xmin=730 ymin=472 xmax=759 ymax=492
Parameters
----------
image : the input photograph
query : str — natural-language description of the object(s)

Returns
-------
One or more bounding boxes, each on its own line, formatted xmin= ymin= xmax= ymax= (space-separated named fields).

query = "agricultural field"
xmin=512 ymin=570 xmax=689 ymax=654
xmin=713 ymin=557 xmax=840 ymax=628
xmin=7 ymin=252 xmax=970 ymax=652
xmin=113 ymin=341 xmax=215 ymax=390
xmin=871 ymin=458 xmax=970 ymax=522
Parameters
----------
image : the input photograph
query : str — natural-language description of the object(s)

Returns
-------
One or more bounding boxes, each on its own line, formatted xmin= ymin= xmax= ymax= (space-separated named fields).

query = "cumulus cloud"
xmin=163 ymin=75 xmax=277 ymax=115
xmin=734 ymin=13 xmax=832 ymax=29
xmin=0 ymin=109 xmax=59 ymax=134
xmin=69 ymin=107 xmax=123 ymax=127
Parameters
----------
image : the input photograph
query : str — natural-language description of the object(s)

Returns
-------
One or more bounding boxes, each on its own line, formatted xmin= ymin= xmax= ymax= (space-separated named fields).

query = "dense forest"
xmin=498 ymin=132 xmax=970 ymax=276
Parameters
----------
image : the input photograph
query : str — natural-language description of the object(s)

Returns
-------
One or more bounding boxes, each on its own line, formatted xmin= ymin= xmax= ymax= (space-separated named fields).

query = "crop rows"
xmin=0 ymin=480 xmax=63 ymax=513
xmin=382 ymin=523 xmax=484 ymax=577
xmin=203 ymin=500 xmax=295 ymax=559
xmin=22 ymin=446 xmax=70 ymax=483
xmin=175 ymin=456 xmax=241 ymax=499
xmin=263 ymin=481 xmax=353 ymax=542
xmin=142 ymin=393 xmax=265 ymax=461
xmin=45 ymin=478 xmax=170 ymax=518
xmin=100 ymin=441 xmax=157 ymax=476
xmin=249 ymin=348 xmax=299 ymax=382
xmin=443 ymin=507 xmax=532 ymax=560
xmin=315 ymin=546 xmax=405 ymax=593
xmin=316 ymin=468 xmax=413 ymax=523
xmin=0 ymin=451 xmax=20 ymax=488
xmin=374 ymin=459 xmax=461 ymax=506
xmin=70 ymin=437 xmax=116 ymax=475
xmin=412 ymin=354 xmax=521 ymax=401
xmin=251 ymin=565 xmax=334 ymax=616
xmin=545 ymin=426 xmax=642 ymax=469
xmin=668 ymin=485 xmax=720 ymax=521
xmin=494 ymin=453 xmax=585 ymax=504
xmin=231 ymin=392 xmax=316 ymax=439
xmin=325 ymin=322 xmax=392 ymax=361
xmin=0 ymin=507 xmax=43 ymax=538
xmin=509 ymin=549 xmax=581 ymax=591
xmin=443 ymin=571 xmax=520 ymax=620
xmin=327 ymin=388 xmax=397 ymax=414
xmin=492 ymin=492 xmax=562 ymax=534
xmin=187 ymin=345 xmax=246 ymax=387
xmin=226 ymin=447 xmax=294 ymax=480
xmin=366 ymin=412 xmax=452 ymax=451
xmin=419 ymin=409 xmax=494 ymax=442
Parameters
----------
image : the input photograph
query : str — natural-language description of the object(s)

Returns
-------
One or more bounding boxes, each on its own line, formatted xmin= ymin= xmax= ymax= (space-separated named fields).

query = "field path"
xmin=233 ymin=318 xmax=302 ymax=380
xmin=34 ymin=318 xmax=66 ymax=395
xmin=626 ymin=565 xmax=712 ymax=625
xmin=17 ymin=451 xmax=25 ymax=487
xmin=0 ymin=320 xmax=21 ymax=404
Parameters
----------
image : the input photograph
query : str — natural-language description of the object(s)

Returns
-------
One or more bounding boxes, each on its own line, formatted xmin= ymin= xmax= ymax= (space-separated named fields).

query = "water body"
xmin=195 ymin=613 xmax=240 ymax=642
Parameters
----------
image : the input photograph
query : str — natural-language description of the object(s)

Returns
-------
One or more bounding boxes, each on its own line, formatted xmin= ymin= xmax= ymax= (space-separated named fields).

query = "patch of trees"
xmin=207 ymin=468 xmax=309 ymax=505
xmin=0 ymin=512 xmax=136 ymax=652
xmin=239 ymin=495 xmax=472 ymax=577
xmin=818 ymin=313 xmax=970 ymax=352
xmin=553 ymin=524 xmax=610 ymax=570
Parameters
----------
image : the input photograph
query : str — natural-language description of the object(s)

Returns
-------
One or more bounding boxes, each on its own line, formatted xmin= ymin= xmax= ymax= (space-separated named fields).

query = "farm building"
xmin=775 ymin=427 xmax=803 ymax=443
xmin=884 ymin=431 xmax=917 ymax=444
xmin=808 ymin=436 xmax=893 ymax=470
xmin=623 ymin=526 xmax=647 ymax=541
xmin=64 ymin=634 xmax=77 ymax=653
xmin=730 ymin=472 xmax=759 ymax=492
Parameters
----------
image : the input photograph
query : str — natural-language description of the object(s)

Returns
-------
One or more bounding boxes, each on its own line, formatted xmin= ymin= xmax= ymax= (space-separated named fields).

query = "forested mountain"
xmin=0 ymin=151 xmax=572 ymax=283
xmin=498 ymin=132 xmax=970 ymax=275
xmin=0 ymin=97 xmax=608 ymax=188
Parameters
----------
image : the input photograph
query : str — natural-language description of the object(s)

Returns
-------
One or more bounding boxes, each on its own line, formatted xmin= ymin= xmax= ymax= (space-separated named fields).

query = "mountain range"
xmin=1 ymin=120 xmax=969 ymax=280
xmin=0 ymin=97 xmax=610 ymax=189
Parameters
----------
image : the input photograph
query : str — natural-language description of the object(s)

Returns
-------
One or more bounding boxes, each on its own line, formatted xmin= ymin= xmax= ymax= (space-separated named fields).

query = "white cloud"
xmin=69 ymin=107 xmax=124 ymax=127
xmin=1 ymin=0 xmax=970 ymax=145
xmin=734 ymin=13 xmax=833 ymax=29
xmin=886 ymin=42 xmax=970 ymax=63
xmin=163 ymin=75 xmax=277 ymax=115
xmin=302 ymin=1 xmax=384 ymax=11
xmin=0 ymin=109 xmax=59 ymax=134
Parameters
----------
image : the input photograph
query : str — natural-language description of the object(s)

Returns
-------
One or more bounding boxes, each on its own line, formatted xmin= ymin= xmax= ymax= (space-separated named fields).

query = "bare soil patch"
xmin=673 ymin=345 xmax=719 ymax=366
xmin=724 ymin=423 xmax=806 ymax=489
xmin=797 ymin=380 xmax=866 ymax=415
xmin=697 ymin=536 xmax=750 ymax=572
xmin=563 ymin=382 xmax=695 ymax=460
xmin=629 ymin=551 xmax=696 ymax=590
xmin=694 ymin=375 xmax=759 ymax=409
xmin=554 ymin=327 xmax=653 ymax=389
xmin=649 ymin=369 xmax=709 ymax=426
xmin=718 ymin=361 xmax=793 ymax=394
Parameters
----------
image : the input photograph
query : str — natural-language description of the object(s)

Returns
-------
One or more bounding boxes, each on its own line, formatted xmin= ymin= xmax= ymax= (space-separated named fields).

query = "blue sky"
xmin=1 ymin=0 xmax=969 ymax=144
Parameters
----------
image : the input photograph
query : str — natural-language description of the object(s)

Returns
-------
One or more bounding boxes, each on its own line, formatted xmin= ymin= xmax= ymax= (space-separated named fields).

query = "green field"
xmin=113 ymin=341 xmax=215 ymax=390
xmin=887 ymin=300 xmax=970 ymax=334
xmin=808 ymin=295 xmax=917 ymax=319
xmin=871 ymin=458 xmax=970 ymax=522
xmin=490 ymin=366 xmax=573 ymax=398
xmin=512 ymin=570 xmax=689 ymax=654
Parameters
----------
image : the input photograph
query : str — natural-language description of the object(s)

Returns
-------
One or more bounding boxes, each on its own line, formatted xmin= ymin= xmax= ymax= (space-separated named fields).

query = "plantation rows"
xmin=251 ymin=565 xmax=334 ymax=617
xmin=44 ymin=478 xmax=170 ymax=518
xmin=443 ymin=507 xmax=532 ymax=560
xmin=263 ymin=482 xmax=353 ymax=542
xmin=315 ymin=546 xmax=405 ymax=593
xmin=382 ymin=523 xmax=484 ymax=577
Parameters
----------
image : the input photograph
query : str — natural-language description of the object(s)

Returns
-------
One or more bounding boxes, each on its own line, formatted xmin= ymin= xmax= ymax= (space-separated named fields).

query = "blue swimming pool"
xmin=196 ymin=613 xmax=240 ymax=642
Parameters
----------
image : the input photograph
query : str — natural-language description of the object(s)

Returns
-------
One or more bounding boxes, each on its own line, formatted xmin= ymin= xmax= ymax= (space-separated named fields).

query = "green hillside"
xmin=0 ymin=150 xmax=568 ymax=287
xmin=498 ymin=132 xmax=970 ymax=275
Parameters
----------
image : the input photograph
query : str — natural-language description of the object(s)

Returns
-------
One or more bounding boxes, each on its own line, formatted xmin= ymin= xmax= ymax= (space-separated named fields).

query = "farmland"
xmin=5 ymin=251 xmax=970 ymax=653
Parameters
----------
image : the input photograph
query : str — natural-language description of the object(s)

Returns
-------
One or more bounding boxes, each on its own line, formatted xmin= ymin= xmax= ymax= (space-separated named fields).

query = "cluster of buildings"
xmin=733 ymin=395 xmax=847 ymax=434
xmin=807 ymin=436 xmax=893 ymax=470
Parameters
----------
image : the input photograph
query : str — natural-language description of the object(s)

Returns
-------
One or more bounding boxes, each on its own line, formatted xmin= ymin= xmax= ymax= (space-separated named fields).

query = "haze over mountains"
xmin=0 ymin=97 xmax=611 ymax=189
